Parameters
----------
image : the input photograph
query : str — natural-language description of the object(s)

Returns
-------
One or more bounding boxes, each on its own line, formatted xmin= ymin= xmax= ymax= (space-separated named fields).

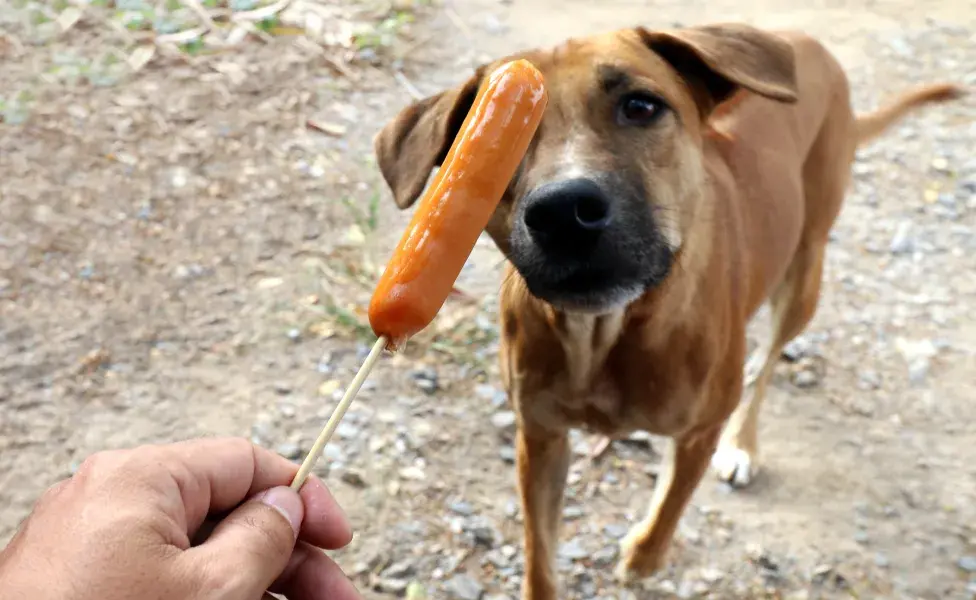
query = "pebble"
xmin=499 ymin=445 xmax=516 ymax=463
xmin=562 ymin=505 xmax=584 ymax=520
xmin=275 ymin=441 xmax=301 ymax=460
xmin=336 ymin=422 xmax=361 ymax=439
xmin=410 ymin=368 xmax=439 ymax=394
xmin=700 ymin=567 xmax=725 ymax=583
xmin=889 ymin=220 xmax=915 ymax=254
xmin=490 ymin=410 xmax=517 ymax=432
xmin=792 ymin=369 xmax=820 ymax=389
xmin=958 ymin=556 xmax=976 ymax=573
xmin=286 ymin=328 xmax=301 ymax=342
xmin=603 ymin=523 xmax=629 ymax=539
xmin=273 ymin=382 xmax=292 ymax=395
xmin=558 ymin=538 xmax=589 ymax=561
xmin=592 ymin=545 xmax=618 ymax=566
xmin=340 ymin=470 xmax=367 ymax=488
xmin=444 ymin=574 xmax=484 ymax=600
xmin=857 ymin=369 xmax=882 ymax=391
xmin=448 ymin=500 xmax=475 ymax=516
xmin=381 ymin=560 xmax=416 ymax=579
xmin=463 ymin=517 xmax=502 ymax=548
xmin=375 ymin=578 xmax=410 ymax=595
xmin=474 ymin=384 xmax=508 ymax=407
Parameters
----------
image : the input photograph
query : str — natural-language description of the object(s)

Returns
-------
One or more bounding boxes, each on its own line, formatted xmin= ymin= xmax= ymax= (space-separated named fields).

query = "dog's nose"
xmin=522 ymin=179 xmax=612 ymax=252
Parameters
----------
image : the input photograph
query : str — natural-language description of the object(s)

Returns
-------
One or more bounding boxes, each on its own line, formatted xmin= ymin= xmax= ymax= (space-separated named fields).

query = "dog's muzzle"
xmin=509 ymin=176 xmax=672 ymax=312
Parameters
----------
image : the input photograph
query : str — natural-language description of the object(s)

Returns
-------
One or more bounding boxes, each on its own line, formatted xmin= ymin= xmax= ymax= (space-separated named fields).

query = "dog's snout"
xmin=522 ymin=179 xmax=612 ymax=250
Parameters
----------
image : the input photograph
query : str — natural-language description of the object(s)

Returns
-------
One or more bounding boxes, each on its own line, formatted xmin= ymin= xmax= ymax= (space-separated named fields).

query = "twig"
xmin=393 ymin=70 xmax=423 ymax=100
xmin=396 ymin=31 xmax=435 ymax=60
xmin=290 ymin=336 xmax=387 ymax=490
xmin=230 ymin=0 xmax=291 ymax=23
xmin=155 ymin=27 xmax=207 ymax=46
xmin=179 ymin=0 xmax=216 ymax=30
xmin=294 ymin=37 xmax=360 ymax=82
xmin=444 ymin=7 xmax=473 ymax=40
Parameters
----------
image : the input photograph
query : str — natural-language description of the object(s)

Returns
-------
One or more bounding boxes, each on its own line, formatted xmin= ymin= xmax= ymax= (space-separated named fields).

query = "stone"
xmin=340 ymin=470 xmax=367 ymax=488
xmin=444 ymin=574 xmax=484 ymax=600
xmin=603 ymin=523 xmax=629 ymax=539
xmin=375 ymin=578 xmax=410 ymax=594
xmin=558 ymin=538 xmax=589 ymax=561
xmin=562 ymin=505 xmax=584 ymax=520
xmin=448 ymin=500 xmax=475 ymax=516
xmin=275 ymin=441 xmax=301 ymax=460
xmin=381 ymin=560 xmax=416 ymax=579
xmin=792 ymin=369 xmax=820 ymax=389
xmin=889 ymin=220 xmax=914 ymax=254
xmin=958 ymin=555 xmax=976 ymax=573
xmin=592 ymin=545 xmax=618 ymax=567
xmin=410 ymin=368 xmax=439 ymax=394
xmin=491 ymin=410 xmax=517 ymax=431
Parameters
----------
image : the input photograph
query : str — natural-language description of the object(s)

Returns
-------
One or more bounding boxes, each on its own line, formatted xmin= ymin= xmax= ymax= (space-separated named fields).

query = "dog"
xmin=373 ymin=23 xmax=963 ymax=598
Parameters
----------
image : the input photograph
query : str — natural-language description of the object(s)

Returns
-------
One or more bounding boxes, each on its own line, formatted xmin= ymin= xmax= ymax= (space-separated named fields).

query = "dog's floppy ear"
xmin=637 ymin=23 xmax=798 ymax=113
xmin=373 ymin=70 xmax=483 ymax=209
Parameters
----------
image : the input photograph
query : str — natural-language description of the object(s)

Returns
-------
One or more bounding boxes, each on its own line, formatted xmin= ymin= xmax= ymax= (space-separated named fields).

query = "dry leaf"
xmin=306 ymin=119 xmax=347 ymax=137
xmin=57 ymin=7 xmax=83 ymax=33
xmin=256 ymin=277 xmax=284 ymax=289
xmin=127 ymin=45 xmax=156 ymax=72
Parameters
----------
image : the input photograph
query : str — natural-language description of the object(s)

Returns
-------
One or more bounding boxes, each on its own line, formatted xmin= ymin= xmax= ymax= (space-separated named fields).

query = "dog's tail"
xmin=855 ymin=83 xmax=966 ymax=147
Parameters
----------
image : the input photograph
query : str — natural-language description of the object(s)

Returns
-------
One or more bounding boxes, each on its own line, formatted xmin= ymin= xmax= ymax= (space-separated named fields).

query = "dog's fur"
xmin=374 ymin=23 xmax=963 ymax=598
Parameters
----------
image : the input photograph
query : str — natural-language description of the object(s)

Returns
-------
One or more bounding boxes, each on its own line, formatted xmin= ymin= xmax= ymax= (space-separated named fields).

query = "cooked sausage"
xmin=368 ymin=59 xmax=548 ymax=348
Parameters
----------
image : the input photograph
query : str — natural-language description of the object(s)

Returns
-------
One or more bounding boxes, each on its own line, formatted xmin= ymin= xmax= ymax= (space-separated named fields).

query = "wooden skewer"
xmin=290 ymin=336 xmax=388 ymax=490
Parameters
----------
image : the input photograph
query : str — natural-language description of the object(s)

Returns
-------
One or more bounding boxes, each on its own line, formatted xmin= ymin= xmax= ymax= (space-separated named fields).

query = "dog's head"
xmin=375 ymin=24 xmax=797 ymax=312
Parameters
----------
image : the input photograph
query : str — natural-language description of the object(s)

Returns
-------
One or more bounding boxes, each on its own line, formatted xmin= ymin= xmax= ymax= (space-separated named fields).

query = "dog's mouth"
xmin=507 ymin=176 xmax=674 ymax=312
xmin=512 ymin=244 xmax=673 ymax=313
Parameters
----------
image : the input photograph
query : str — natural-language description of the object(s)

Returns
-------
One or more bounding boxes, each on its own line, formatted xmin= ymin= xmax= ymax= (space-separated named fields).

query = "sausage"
xmin=368 ymin=59 xmax=548 ymax=348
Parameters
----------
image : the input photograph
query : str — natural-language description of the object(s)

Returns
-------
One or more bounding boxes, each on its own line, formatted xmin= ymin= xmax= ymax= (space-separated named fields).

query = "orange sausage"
xmin=369 ymin=59 xmax=548 ymax=349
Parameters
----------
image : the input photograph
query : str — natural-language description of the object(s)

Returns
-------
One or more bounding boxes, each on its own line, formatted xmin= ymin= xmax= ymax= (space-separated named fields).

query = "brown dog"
xmin=374 ymin=23 xmax=963 ymax=598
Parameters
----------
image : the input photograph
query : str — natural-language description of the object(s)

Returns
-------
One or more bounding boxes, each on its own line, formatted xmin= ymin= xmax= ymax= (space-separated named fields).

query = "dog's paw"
xmin=711 ymin=444 xmax=757 ymax=488
xmin=615 ymin=531 xmax=668 ymax=584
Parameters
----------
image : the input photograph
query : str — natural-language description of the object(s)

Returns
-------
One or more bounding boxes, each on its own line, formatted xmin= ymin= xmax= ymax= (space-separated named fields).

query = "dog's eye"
xmin=618 ymin=93 xmax=663 ymax=126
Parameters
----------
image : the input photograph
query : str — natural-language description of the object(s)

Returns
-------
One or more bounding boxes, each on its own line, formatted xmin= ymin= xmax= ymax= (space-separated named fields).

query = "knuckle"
xmin=240 ymin=510 xmax=294 ymax=553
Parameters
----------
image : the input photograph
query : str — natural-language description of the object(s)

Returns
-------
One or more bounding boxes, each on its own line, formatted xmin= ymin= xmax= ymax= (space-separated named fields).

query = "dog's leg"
xmin=616 ymin=425 xmax=722 ymax=581
xmin=743 ymin=342 xmax=768 ymax=387
xmin=517 ymin=426 xmax=571 ymax=600
xmin=713 ymin=243 xmax=826 ymax=487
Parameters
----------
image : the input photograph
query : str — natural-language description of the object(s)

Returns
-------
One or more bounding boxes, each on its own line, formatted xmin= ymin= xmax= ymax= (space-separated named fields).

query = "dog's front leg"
xmin=615 ymin=424 xmax=722 ymax=581
xmin=516 ymin=424 xmax=571 ymax=600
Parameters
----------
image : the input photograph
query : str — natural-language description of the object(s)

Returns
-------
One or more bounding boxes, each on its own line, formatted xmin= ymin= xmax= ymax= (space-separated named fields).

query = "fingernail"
xmin=255 ymin=486 xmax=303 ymax=538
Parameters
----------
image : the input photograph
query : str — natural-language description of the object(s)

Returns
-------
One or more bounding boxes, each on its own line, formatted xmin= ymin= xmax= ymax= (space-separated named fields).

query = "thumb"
xmin=191 ymin=486 xmax=304 ymax=597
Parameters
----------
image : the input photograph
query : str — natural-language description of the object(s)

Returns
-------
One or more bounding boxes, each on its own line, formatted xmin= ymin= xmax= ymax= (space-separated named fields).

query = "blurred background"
xmin=1 ymin=0 xmax=974 ymax=597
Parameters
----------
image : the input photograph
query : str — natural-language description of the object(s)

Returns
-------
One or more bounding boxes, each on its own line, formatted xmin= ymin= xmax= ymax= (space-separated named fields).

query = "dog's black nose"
xmin=522 ymin=178 xmax=612 ymax=254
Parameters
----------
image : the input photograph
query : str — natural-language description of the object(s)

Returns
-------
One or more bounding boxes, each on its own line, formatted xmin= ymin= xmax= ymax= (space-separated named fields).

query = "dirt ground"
xmin=2 ymin=0 xmax=976 ymax=598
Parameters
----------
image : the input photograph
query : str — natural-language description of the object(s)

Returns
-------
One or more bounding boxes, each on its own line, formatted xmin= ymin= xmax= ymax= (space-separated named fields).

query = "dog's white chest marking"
xmin=556 ymin=311 xmax=624 ymax=394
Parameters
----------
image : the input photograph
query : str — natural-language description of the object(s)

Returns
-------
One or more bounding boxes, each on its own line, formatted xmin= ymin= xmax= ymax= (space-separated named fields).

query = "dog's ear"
xmin=637 ymin=23 xmax=798 ymax=114
xmin=373 ymin=70 xmax=484 ymax=209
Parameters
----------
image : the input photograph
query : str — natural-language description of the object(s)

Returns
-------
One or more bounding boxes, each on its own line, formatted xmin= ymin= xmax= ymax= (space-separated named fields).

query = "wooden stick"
xmin=290 ymin=336 xmax=387 ymax=490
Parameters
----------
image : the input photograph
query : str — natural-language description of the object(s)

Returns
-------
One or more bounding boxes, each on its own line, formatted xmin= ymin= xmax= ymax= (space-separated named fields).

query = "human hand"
xmin=0 ymin=437 xmax=361 ymax=600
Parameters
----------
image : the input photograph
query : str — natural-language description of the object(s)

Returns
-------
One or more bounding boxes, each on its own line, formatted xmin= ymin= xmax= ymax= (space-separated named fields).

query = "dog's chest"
xmin=523 ymin=313 xmax=702 ymax=437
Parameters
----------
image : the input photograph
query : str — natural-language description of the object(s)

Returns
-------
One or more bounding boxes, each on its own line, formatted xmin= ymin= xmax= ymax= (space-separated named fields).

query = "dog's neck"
xmin=547 ymin=309 xmax=626 ymax=391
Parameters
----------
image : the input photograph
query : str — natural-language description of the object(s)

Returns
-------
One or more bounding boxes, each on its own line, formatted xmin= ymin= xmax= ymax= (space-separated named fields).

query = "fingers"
xmin=296 ymin=476 xmax=353 ymax=550
xmin=270 ymin=542 xmax=362 ymax=600
xmin=166 ymin=437 xmax=295 ymax=532
xmin=71 ymin=438 xmax=353 ymax=555
xmin=183 ymin=486 xmax=303 ymax=596
xmin=166 ymin=438 xmax=352 ymax=549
